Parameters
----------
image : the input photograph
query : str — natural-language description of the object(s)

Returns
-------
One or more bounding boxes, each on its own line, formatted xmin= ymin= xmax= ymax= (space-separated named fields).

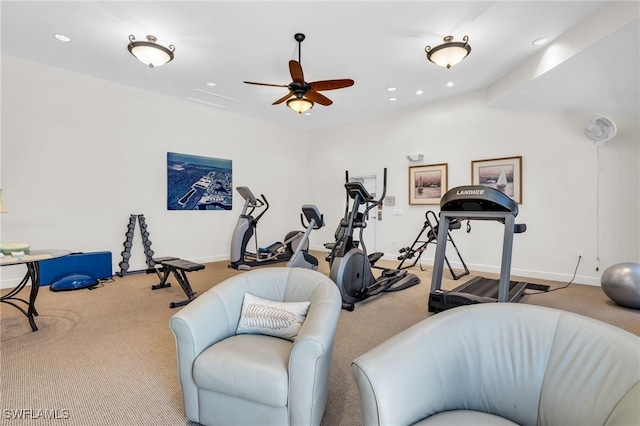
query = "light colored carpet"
xmin=1 ymin=252 xmax=638 ymax=425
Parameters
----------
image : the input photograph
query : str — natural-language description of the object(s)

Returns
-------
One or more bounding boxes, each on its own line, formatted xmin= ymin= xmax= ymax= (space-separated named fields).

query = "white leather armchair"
xmin=352 ymin=303 xmax=639 ymax=426
xmin=170 ymin=267 xmax=342 ymax=426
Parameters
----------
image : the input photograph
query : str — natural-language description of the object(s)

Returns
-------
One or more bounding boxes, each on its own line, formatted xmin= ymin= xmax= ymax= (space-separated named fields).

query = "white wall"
xmin=307 ymin=91 xmax=640 ymax=285
xmin=2 ymin=55 xmax=638 ymax=288
xmin=1 ymin=55 xmax=309 ymax=286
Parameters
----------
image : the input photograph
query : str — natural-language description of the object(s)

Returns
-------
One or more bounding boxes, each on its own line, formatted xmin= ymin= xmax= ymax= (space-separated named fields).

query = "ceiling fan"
xmin=243 ymin=33 xmax=355 ymax=113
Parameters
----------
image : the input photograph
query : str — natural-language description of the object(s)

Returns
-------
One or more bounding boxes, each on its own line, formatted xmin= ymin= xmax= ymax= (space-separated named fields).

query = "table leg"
xmin=0 ymin=262 xmax=40 ymax=332
xmin=26 ymin=262 xmax=40 ymax=331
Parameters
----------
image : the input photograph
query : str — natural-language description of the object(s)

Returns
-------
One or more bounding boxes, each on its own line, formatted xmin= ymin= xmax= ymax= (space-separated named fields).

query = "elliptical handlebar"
xmin=253 ymin=194 xmax=269 ymax=223
xmin=362 ymin=168 xmax=387 ymax=217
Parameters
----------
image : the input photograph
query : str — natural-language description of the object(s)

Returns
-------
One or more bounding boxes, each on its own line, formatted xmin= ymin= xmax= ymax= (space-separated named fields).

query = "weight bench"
xmin=151 ymin=257 xmax=205 ymax=308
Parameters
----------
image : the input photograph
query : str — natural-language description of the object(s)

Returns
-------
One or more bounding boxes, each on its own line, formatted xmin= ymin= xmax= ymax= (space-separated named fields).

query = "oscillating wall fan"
xmin=583 ymin=115 xmax=617 ymax=146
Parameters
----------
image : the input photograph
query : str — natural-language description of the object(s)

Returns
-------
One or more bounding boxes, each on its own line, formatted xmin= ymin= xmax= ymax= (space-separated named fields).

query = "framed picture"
xmin=471 ymin=156 xmax=522 ymax=203
xmin=408 ymin=163 xmax=448 ymax=205
xmin=167 ymin=152 xmax=233 ymax=210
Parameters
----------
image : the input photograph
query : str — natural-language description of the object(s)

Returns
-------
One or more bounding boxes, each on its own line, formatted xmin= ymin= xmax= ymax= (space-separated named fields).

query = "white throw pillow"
xmin=236 ymin=293 xmax=311 ymax=341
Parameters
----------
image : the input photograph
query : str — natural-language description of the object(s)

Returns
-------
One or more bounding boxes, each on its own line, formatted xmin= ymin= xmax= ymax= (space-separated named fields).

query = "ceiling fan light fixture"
xmin=244 ymin=33 xmax=353 ymax=111
xmin=425 ymin=35 xmax=471 ymax=69
xmin=128 ymin=35 xmax=175 ymax=68
xmin=287 ymin=97 xmax=314 ymax=114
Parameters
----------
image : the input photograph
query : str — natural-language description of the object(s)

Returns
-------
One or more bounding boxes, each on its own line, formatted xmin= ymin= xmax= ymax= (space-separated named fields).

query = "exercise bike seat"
xmin=368 ymin=252 xmax=384 ymax=266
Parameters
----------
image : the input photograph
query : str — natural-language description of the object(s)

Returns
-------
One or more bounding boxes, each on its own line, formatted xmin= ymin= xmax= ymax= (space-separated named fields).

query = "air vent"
xmin=186 ymin=89 xmax=239 ymax=109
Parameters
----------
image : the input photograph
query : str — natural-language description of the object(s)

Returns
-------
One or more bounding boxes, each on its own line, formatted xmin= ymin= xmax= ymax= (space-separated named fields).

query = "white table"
xmin=1 ymin=249 xmax=71 ymax=331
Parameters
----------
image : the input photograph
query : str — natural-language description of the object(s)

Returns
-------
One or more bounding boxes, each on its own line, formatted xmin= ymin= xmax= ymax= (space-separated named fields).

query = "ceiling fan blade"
xmin=272 ymin=92 xmax=294 ymax=105
xmin=243 ymin=81 xmax=289 ymax=88
xmin=305 ymin=90 xmax=333 ymax=106
xmin=309 ymin=79 xmax=355 ymax=91
xmin=289 ymin=60 xmax=305 ymax=84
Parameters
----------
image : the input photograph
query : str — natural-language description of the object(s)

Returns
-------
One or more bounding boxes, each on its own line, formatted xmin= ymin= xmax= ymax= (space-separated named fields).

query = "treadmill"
xmin=428 ymin=185 xmax=532 ymax=312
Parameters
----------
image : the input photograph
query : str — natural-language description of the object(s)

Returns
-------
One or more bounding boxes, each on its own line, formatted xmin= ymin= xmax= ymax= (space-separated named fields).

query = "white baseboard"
xmin=1 ymin=277 xmax=23 ymax=289
xmin=373 ymin=252 xmax=601 ymax=287
xmin=4 ymin=249 xmax=599 ymax=290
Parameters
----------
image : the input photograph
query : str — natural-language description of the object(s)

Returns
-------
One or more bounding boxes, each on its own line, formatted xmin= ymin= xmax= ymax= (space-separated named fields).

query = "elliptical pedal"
xmin=259 ymin=241 xmax=284 ymax=254
xmin=368 ymin=252 xmax=384 ymax=266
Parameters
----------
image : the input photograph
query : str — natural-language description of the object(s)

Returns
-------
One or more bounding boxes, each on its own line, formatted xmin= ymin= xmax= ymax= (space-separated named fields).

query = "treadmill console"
xmin=440 ymin=185 xmax=518 ymax=216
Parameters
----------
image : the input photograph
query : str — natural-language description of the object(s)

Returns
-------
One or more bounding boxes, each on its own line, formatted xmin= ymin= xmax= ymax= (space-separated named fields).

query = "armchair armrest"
xmin=288 ymin=295 xmax=341 ymax=425
xmin=351 ymin=322 xmax=444 ymax=426
xmin=169 ymin=286 xmax=241 ymax=421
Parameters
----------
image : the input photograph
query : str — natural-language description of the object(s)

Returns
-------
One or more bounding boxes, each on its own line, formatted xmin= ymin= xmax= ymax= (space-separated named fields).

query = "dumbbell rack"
xmin=116 ymin=214 xmax=156 ymax=277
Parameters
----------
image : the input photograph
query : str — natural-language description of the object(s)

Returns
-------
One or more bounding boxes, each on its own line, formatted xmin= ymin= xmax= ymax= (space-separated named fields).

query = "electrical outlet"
xmin=577 ymin=251 xmax=583 ymax=258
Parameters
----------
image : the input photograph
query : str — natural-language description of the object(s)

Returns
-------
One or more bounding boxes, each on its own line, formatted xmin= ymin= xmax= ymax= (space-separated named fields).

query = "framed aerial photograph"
xmin=167 ymin=152 xmax=233 ymax=210
xmin=409 ymin=163 xmax=448 ymax=205
xmin=471 ymin=156 xmax=522 ymax=204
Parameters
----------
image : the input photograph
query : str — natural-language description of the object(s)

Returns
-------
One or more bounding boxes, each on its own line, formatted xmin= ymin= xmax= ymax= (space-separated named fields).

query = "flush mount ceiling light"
xmin=54 ymin=33 xmax=71 ymax=42
xmin=128 ymin=35 xmax=175 ymax=68
xmin=287 ymin=97 xmax=314 ymax=114
xmin=532 ymin=37 xmax=549 ymax=46
xmin=425 ymin=35 xmax=471 ymax=69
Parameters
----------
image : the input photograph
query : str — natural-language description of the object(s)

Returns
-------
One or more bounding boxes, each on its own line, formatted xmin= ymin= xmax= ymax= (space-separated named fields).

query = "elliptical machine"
xmin=229 ymin=186 xmax=307 ymax=270
xmin=330 ymin=168 xmax=420 ymax=310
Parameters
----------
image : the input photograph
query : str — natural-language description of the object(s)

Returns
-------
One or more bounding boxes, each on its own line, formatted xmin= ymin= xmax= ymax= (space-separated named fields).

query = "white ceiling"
xmin=1 ymin=1 xmax=638 ymax=131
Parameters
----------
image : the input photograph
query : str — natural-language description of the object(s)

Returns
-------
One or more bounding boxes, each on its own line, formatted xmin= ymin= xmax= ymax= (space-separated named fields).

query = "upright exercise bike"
xmin=330 ymin=168 xmax=420 ymax=310
xmin=229 ymin=186 xmax=307 ymax=270
xmin=287 ymin=205 xmax=325 ymax=270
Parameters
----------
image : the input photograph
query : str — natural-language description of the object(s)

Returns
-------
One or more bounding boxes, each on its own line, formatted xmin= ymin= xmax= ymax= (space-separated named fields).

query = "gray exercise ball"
xmin=601 ymin=262 xmax=640 ymax=309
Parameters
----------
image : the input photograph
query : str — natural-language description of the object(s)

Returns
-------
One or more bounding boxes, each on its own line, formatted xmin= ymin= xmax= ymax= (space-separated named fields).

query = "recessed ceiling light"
xmin=54 ymin=33 xmax=71 ymax=42
xmin=389 ymin=97 xmax=397 ymax=102
xmin=386 ymin=87 xmax=397 ymax=92
xmin=304 ymin=112 xmax=312 ymax=116
xmin=415 ymin=90 xmax=424 ymax=95
xmin=206 ymin=82 xmax=217 ymax=87
xmin=446 ymin=82 xmax=454 ymax=87
xmin=532 ymin=37 xmax=549 ymax=46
